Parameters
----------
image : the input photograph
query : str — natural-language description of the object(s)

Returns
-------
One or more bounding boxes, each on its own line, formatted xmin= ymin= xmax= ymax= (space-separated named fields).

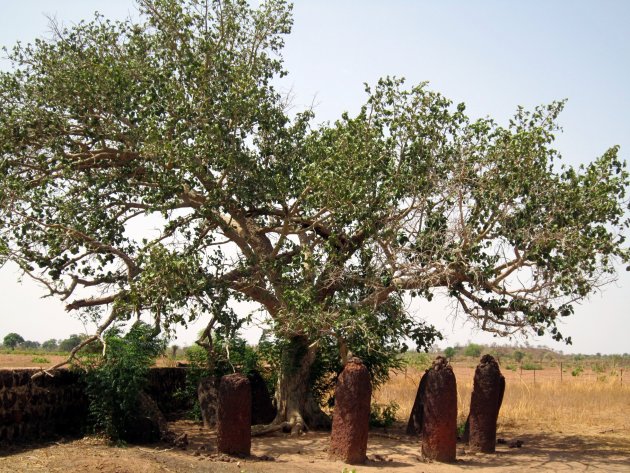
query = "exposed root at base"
xmin=251 ymin=422 xmax=291 ymax=437
xmin=251 ymin=419 xmax=306 ymax=437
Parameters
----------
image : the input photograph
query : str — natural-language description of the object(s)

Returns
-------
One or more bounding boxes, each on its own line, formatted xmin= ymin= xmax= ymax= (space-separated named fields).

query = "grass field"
xmin=374 ymin=361 xmax=629 ymax=435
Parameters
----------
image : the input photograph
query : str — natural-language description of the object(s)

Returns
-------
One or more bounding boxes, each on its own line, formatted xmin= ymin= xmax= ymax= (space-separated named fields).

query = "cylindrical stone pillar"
xmin=248 ymin=370 xmax=277 ymax=425
xmin=198 ymin=377 xmax=220 ymax=428
xmin=406 ymin=372 xmax=427 ymax=436
xmin=217 ymin=373 xmax=251 ymax=456
xmin=329 ymin=358 xmax=372 ymax=464
xmin=421 ymin=356 xmax=457 ymax=462
xmin=468 ymin=354 xmax=505 ymax=453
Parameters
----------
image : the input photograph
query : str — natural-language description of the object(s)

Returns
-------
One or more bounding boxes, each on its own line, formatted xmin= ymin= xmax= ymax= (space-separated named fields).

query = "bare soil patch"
xmin=0 ymin=353 xmax=68 ymax=369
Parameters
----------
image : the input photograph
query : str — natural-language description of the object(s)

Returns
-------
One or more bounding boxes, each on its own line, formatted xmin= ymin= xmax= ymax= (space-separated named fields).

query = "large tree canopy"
xmin=1 ymin=0 xmax=628 ymax=430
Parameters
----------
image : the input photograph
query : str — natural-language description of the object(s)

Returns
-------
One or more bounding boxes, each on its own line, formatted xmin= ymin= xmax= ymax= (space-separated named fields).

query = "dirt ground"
xmin=1 ymin=420 xmax=629 ymax=473
xmin=0 ymin=353 xmax=69 ymax=369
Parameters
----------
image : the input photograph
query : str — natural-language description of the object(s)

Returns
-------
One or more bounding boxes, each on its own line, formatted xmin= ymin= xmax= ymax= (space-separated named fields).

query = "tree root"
xmin=251 ymin=421 xmax=292 ymax=437
xmin=251 ymin=418 xmax=306 ymax=437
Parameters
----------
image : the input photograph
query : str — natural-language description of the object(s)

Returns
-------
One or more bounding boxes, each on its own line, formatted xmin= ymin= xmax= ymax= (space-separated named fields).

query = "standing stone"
xmin=217 ymin=373 xmax=251 ymax=456
xmin=198 ymin=377 xmax=221 ymax=428
xmin=406 ymin=372 xmax=428 ymax=436
xmin=329 ymin=358 xmax=372 ymax=464
xmin=421 ymin=356 xmax=457 ymax=462
xmin=247 ymin=370 xmax=277 ymax=425
xmin=124 ymin=392 xmax=169 ymax=443
xmin=467 ymin=354 xmax=505 ymax=453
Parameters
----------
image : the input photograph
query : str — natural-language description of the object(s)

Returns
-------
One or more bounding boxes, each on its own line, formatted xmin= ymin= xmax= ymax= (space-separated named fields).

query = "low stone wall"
xmin=0 ymin=369 xmax=87 ymax=444
xmin=0 ymin=367 xmax=189 ymax=445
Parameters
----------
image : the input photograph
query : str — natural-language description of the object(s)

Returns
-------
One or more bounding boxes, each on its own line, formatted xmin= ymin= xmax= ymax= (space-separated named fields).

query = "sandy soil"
xmin=1 ymin=420 xmax=629 ymax=473
xmin=0 ymin=353 xmax=69 ymax=369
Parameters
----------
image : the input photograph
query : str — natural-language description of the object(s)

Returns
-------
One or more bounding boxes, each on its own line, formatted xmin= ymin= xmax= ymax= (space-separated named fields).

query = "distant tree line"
xmin=440 ymin=342 xmax=630 ymax=365
xmin=1 ymin=332 xmax=102 ymax=353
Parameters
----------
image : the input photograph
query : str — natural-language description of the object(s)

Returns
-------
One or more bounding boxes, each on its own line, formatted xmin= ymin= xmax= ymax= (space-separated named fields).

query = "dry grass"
xmin=374 ymin=363 xmax=630 ymax=434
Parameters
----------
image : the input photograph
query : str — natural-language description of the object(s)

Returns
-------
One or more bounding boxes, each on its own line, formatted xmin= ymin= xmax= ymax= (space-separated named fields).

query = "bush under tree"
xmin=83 ymin=321 xmax=166 ymax=442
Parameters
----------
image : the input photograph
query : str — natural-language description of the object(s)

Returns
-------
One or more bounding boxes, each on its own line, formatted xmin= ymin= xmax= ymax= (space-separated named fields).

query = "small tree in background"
xmin=463 ymin=343 xmax=483 ymax=358
xmin=444 ymin=347 xmax=456 ymax=359
xmin=42 ymin=339 xmax=59 ymax=351
xmin=21 ymin=340 xmax=40 ymax=350
xmin=59 ymin=334 xmax=84 ymax=353
xmin=170 ymin=344 xmax=178 ymax=359
xmin=3 ymin=332 xmax=24 ymax=350
xmin=513 ymin=350 xmax=526 ymax=363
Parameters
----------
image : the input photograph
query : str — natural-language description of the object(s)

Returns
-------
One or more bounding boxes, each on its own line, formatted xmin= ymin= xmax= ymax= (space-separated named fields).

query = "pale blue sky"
xmin=1 ymin=1 xmax=628 ymax=353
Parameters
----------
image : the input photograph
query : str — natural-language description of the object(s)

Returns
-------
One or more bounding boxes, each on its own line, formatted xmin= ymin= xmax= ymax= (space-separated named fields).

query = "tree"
xmin=42 ymin=339 xmax=59 ymax=351
xmin=463 ymin=343 xmax=483 ymax=358
xmin=3 ymin=333 xmax=24 ymax=350
xmin=21 ymin=340 xmax=41 ymax=350
xmin=444 ymin=347 xmax=456 ymax=359
xmin=0 ymin=0 xmax=628 ymax=432
xmin=59 ymin=334 xmax=85 ymax=353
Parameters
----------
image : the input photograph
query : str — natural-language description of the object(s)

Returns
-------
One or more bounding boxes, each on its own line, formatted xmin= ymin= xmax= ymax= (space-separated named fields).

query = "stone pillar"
xmin=421 ymin=356 xmax=457 ymax=462
xmin=248 ymin=370 xmax=277 ymax=425
xmin=198 ymin=377 xmax=220 ymax=428
xmin=217 ymin=373 xmax=251 ymax=456
xmin=406 ymin=372 xmax=427 ymax=436
xmin=329 ymin=358 xmax=372 ymax=464
xmin=468 ymin=354 xmax=505 ymax=453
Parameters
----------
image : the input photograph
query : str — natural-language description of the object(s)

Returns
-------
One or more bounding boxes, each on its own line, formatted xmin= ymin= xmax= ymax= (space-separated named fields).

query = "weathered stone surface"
xmin=329 ymin=358 xmax=372 ymax=465
xmin=248 ymin=370 xmax=276 ymax=425
xmin=421 ymin=356 xmax=457 ymax=462
xmin=467 ymin=354 xmax=505 ymax=453
xmin=217 ymin=373 xmax=251 ymax=456
xmin=198 ymin=377 xmax=221 ymax=428
xmin=0 ymin=370 xmax=14 ymax=389
xmin=406 ymin=371 xmax=428 ymax=436
xmin=124 ymin=392 xmax=169 ymax=443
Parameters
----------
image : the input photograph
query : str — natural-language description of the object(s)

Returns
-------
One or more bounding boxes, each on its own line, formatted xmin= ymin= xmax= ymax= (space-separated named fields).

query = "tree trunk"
xmin=272 ymin=335 xmax=331 ymax=434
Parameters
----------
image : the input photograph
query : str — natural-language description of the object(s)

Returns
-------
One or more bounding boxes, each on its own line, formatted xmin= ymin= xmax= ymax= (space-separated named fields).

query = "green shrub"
xmin=457 ymin=420 xmax=467 ymax=437
xmin=463 ymin=343 xmax=483 ymax=358
xmin=83 ymin=322 xmax=166 ymax=442
xmin=176 ymin=345 xmax=212 ymax=421
xmin=521 ymin=362 xmax=542 ymax=370
xmin=369 ymin=401 xmax=399 ymax=428
xmin=401 ymin=351 xmax=432 ymax=370
xmin=592 ymin=363 xmax=606 ymax=373
xmin=513 ymin=350 xmax=525 ymax=362
xmin=572 ymin=366 xmax=583 ymax=377
xmin=31 ymin=356 xmax=50 ymax=364
xmin=177 ymin=334 xmax=263 ymax=420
